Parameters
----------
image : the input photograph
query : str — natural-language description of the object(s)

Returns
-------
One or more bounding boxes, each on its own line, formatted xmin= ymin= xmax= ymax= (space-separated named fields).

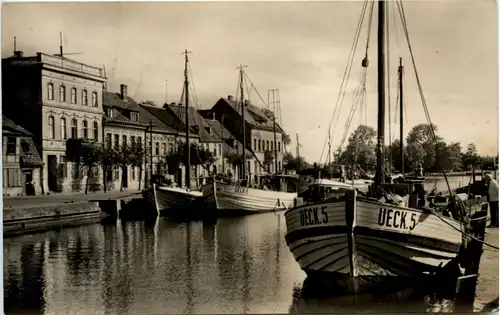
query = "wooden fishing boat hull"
xmin=284 ymin=190 xmax=463 ymax=292
xmin=202 ymin=181 xmax=298 ymax=217
xmin=143 ymin=184 xmax=207 ymax=220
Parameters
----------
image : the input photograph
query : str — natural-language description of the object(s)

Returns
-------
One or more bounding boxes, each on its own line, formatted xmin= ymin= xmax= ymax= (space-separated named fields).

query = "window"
xmin=278 ymin=141 xmax=281 ymax=152
xmin=113 ymin=165 xmax=120 ymax=181
xmin=218 ymin=144 xmax=222 ymax=156
xmin=132 ymin=166 xmax=136 ymax=180
xmin=106 ymin=133 xmax=112 ymax=148
xmin=122 ymin=135 xmax=127 ymax=148
xmin=162 ymin=143 xmax=166 ymax=155
xmin=92 ymin=92 xmax=98 ymax=107
xmin=71 ymin=119 xmax=78 ymax=138
xmin=169 ymin=142 xmax=174 ymax=153
xmin=155 ymin=142 xmax=159 ymax=155
xmin=71 ymin=88 xmax=77 ymax=104
xmin=266 ymin=140 xmax=270 ymax=151
xmin=213 ymin=145 xmax=217 ymax=156
xmin=107 ymin=108 xmax=114 ymax=118
xmin=59 ymin=85 xmax=66 ymax=102
xmin=131 ymin=112 xmax=139 ymax=122
xmin=258 ymin=140 xmax=261 ymax=152
xmin=278 ymin=161 xmax=281 ymax=172
xmin=138 ymin=137 xmax=142 ymax=147
xmin=59 ymin=156 xmax=68 ymax=178
xmin=6 ymin=137 xmax=16 ymax=155
xmin=83 ymin=120 xmax=88 ymax=139
xmin=254 ymin=139 xmax=257 ymax=151
xmin=131 ymin=136 xmax=136 ymax=149
xmin=3 ymin=169 xmax=21 ymax=188
xmin=82 ymin=90 xmax=88 ymax=105
xmin=114 ymin=134 xmax=119 ymax=150
xmin=93 ymin=122 xmax=99 ymax=140
xmin=254 ymin=161 xmax=258 ymax=174
xmin=61 ymin=118 xmax=67 ymax=140
xmin=48 ymin=116 xmax=55 ymax=139
xmin=47 ymin=83 xmax=54 ymax=100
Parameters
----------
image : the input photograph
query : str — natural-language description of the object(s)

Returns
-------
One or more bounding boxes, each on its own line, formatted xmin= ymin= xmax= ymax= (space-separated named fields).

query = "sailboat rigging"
xmin=284 ymin=0 xmax=488 ymax=293
xmin=143 ymin=49 xmax=205 ymax=219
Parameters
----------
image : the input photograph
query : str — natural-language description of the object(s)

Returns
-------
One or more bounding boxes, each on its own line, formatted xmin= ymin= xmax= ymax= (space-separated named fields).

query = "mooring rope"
xmin=427 ymin=207 xmax=499 ymax=251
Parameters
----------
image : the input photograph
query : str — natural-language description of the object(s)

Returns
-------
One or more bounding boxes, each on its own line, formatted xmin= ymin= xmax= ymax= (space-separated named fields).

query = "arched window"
xmin=83 ymin=120 xmax=88 ymax=139
xmin=82 ymin=90 xmax=88 ymax=105
xmin=71 ymin=88 xmax=77 ymax=104
xmin=59 ymin=85 xmax=66 ymax=102
xmin=48 ymin=116 xmax=55 ymax=139
xmin=47 ymin=83 xmax=54 ymax=100
xmin=93 ymin=121 xmax=99 ymax=140
xmin=60 ymin=118 xmax=67 ymax=140
xmin=71 ymin=119 xmax=78 ymax=139
xmin=92 ymin=92 xmax=98 ymax=107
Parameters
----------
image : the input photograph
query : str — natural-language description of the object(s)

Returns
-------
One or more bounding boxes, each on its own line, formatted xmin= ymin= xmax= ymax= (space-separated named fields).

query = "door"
xmin=47 ymin=155 xmax=58 ymax=192
xmin=122 ymin=166 xmax=128 ymax=189
xmin=24 ymin=171 xmax=34 ymax=195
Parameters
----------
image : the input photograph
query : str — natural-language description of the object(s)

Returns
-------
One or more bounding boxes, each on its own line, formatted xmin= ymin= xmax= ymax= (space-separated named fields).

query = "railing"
xmin=39 ymin=53 xmax=105 ymax=78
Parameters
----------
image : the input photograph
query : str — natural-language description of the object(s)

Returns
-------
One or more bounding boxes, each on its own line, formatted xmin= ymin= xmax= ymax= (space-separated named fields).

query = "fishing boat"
xmin=143 ymin=50 xmax=206 ymax=219
xmin=202 ymin=67 xmax=297 ymax=216
xmin=284 ymin=0 xmax=487 ymax=292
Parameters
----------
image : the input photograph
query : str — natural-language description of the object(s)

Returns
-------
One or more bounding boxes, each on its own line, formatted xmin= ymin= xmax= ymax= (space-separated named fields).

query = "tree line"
xmin=282 ymin=123 xmax=497 ymax=176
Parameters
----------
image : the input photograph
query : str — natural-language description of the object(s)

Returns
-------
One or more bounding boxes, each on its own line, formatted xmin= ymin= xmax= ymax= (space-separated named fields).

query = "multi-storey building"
xmin=103 ymin=85 xmax=178 ymax=191
xmin=2 ymin=51 xmax=107 ymax=193
xmin=2 ymin=116 xmax=43 ymax=196
xmin=141 ymin=103 xmax=203 ymax=187
xmin=204 ymin=96 xmax=285 ymax=185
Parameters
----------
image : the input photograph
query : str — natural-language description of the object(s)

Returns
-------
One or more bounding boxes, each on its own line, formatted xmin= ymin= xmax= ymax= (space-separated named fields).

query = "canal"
xmin=4 ymin=211 xmax=498 ymax=314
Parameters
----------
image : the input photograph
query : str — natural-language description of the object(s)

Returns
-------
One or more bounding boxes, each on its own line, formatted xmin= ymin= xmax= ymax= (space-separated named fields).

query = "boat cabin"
xmin=299 ymin=178 xmax=353 ymax=203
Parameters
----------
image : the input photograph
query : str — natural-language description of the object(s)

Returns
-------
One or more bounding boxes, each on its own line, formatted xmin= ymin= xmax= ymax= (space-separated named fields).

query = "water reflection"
xmin=4 ymin=212 xmax=496 ymax=314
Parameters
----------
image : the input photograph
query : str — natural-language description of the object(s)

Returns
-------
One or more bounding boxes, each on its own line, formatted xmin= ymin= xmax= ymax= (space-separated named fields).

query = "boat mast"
xmin=183 ymin=49 xmax=192 ymax=189
xmin=398 ymin=57 xmax=404 ymax=174
xmin=238 ymin=64 xmax=248 ymax=181
xmin=272 ymin=89 xmax=279 ymax=174
xmin=375 ymin=0 xmax=386 ymax=185
xmin=296 ymin=133 xmax=300 ymax=172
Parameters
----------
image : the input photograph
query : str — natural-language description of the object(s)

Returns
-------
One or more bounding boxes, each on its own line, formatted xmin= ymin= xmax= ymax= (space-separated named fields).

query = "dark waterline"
xmin=4 ymin=211 xmax=498 ymax=314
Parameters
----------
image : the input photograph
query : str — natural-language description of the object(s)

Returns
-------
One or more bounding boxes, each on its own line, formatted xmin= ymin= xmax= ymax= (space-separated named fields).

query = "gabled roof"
xmin=2 ymin=116 xmax=33 ymax=136
xmin=216 ymin=98 xmax=284 ymax=133
xmin=204 ymin=118 xmax=233 ymax=140
xmin=103 ymin=91 xmax=177 ymax=134
xmin=163 ymin=103 xmax=220 ymax=142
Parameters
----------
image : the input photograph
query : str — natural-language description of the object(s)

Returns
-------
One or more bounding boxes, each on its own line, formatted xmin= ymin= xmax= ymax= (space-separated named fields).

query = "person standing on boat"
xmin=485 ymin=173 xmax=499 ymax=228
xmin=340 ymin=165 xmax=346 ymax=183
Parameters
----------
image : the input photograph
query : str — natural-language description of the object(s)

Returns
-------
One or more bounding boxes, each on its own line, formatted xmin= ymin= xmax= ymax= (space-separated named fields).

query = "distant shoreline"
xmin=425 ymin=170 xmax=498 ymax=178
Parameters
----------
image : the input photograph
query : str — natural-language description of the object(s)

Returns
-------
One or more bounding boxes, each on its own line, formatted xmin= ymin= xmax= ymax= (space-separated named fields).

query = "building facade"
xmin=205 ymin=96 xmax=285 ymax=184
xmin=2 ymin=51 xmax=107 ymax=194
xmin=103 ymin=85 xmax=179 ymax=191
xmin=3 ymin=116 xmax=44 ymax=196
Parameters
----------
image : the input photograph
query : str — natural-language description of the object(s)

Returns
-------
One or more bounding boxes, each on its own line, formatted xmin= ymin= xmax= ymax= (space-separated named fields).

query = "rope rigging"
xmin=318 ymin=0 xmax=370 ymax=165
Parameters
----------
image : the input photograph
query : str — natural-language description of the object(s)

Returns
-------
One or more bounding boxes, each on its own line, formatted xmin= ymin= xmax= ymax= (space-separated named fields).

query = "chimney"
xmin=227 ymin=95 xmax=233 ymax=101
xmin=177 ymin=103 xmax=182 ymax=106
xmin=170 ymin=102 xmax=176 ymax=106
xmin=120 ymin=84 xmax=127 ymax=99
xmin=13 ymin=51 xmax=23 ymax=58
xmin=212 ymin=113 xmax=216 ymax=120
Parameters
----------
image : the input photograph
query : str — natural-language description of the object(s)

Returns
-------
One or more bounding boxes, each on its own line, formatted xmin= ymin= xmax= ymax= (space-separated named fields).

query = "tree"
xmin=341 ymin=125 xmax=377 ymax=172
xmin=282 ymin=132 xmax=292 ymax=147
xmin=435 ymin=142 xmax=463 ymax=171
xmin=129 ymin=142 xmax=145 ymax=190
xmin=65 ymin=139 xmax=103 ymax=194
xmin=406 ymin=123 xmax=442 ymax=171
xmin=101 ymin=146 xmax=120 ymax=192
xmin=264 ymin=150 xmax=274 ymax=172
xmin=462 ymin=143 xmax=480 ymax=170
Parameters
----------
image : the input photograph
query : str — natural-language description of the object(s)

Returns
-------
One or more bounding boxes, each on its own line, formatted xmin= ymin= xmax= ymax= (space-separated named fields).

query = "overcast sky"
xmin=2 ymin=1 xmax=498 ymax=163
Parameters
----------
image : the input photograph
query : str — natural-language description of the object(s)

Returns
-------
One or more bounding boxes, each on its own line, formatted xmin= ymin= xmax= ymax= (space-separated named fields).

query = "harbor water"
xmin=4 ymin=210 xmax=498 ymax=314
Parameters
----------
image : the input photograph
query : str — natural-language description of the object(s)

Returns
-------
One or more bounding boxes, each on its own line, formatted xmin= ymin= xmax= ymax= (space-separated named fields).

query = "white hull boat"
xmin=285 ymin=190 xmax=463 ymax=291
xmin=202 ymin=181 xmax=298 ymax=217
xmin=143 ymin=183 xmax=204 ymax=218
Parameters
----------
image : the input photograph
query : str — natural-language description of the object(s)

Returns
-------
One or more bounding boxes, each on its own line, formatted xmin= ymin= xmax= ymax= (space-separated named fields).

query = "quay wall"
xmin=3 ymin=201 xmax=105 ymax=236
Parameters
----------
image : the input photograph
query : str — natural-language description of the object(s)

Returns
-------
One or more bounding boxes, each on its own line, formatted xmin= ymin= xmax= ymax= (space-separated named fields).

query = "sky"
xmin=2 ymin=0 xmax=498 ymax=163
